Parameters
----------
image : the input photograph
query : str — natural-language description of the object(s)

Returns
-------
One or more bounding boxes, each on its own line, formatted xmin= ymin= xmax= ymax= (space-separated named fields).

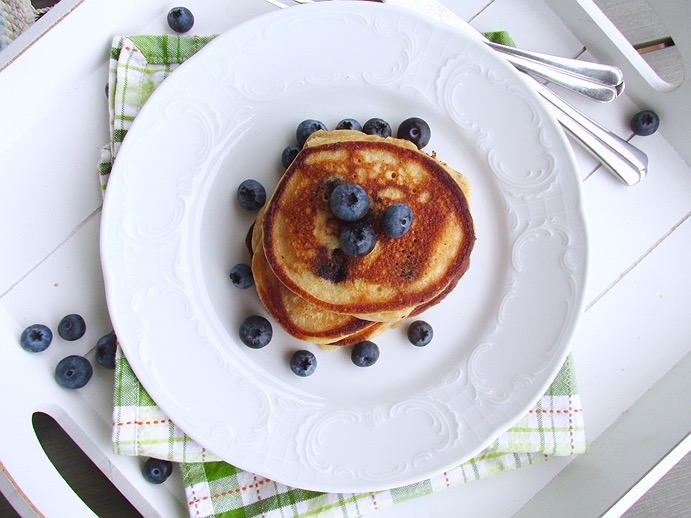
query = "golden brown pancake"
xmin=252 ymin=239 xmax=385 ymax=344
xmin=249 ymin=208 xmax=387 ymax=345
xmin=261 ymin=130 xmax=475 ymax=322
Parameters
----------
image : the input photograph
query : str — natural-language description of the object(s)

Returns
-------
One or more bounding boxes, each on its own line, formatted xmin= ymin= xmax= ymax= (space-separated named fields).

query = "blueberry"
xmin=143 ymin=458 xmax=173 ymax=484
xmin=290 ymin=350 xmax=317 ymax=377
xmin=237 ymin=179 xmax=266 ymax=211
xmin=397 ymin=117 xmax=431 ymax=149
xmin=339 ymin=222 xmax=376 ymax=258
xmin=381 ymin=203 xmax=413 ymax=237
xmin=335 ymin=118 xmax=362 ymax=131
xmin=55 ymin=355 xmax=93 ymax=389
xmin=239 ymin=315 xmax=272 ymax=349
xmin=362 ymin=118 xmax=392 ymax=138
xmin=58 ymin=314 xmax=86 ymax=341
xmin=167 ymin=7 xmax=194 ymax=33
xmin=95 ymin=331 xmax=118 ymax=370
xmin=229 ymin=263 xmax=254 ymax=289
xmin=282 ymin=144 xmax=301 ymax=168
xmin=351 ymin=340 xmax=380 ymax=367
xmin=407 ymin=320 xmax=433 ymax=347
xmin=296 ymin=119 xmax=327 ymax=146
xmin=20 ymin=324 xmax=53 ymax=353
xmin=330 ymin=183 xmax=369 ymax=222
xmin=630 ymin=110 xmax=660 ymax=136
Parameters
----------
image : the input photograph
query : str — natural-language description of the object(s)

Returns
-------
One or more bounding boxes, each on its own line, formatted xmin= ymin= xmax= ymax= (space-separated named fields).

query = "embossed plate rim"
xmin=100 ymin=2 xmax=588 ymax=493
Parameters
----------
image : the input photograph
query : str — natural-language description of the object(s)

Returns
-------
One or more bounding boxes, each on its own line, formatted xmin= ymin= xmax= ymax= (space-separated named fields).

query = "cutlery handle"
xmin=535 ymin=82 xmax=647 ymax=185
xmin=497 ymin=50 xmax=620 ymax=103
xmin=486 ymin=41 xmax=624 ymax=88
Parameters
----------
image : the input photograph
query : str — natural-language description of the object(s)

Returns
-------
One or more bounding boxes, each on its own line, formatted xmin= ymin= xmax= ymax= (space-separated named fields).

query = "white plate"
xmin=101 ymin=2 xmax=587 ymax=493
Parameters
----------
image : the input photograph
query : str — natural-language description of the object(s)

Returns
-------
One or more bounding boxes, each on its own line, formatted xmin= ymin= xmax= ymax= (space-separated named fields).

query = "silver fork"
xmin=261 ymin=0 xmax=647 ymax=185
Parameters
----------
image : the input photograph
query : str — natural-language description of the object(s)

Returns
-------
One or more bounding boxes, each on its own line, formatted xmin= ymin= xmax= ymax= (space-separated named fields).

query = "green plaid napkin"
xmin=101 ymin=35 xmax=587 ymax=518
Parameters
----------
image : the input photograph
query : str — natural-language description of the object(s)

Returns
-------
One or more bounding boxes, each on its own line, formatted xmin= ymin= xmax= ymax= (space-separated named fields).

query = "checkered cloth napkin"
xmin=100 ymin=34 xmax=587 ymax=518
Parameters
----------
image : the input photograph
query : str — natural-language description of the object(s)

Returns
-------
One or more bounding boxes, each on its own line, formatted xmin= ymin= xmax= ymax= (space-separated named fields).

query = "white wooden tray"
xmin=1 ymin=0 xmax=689 ymax=515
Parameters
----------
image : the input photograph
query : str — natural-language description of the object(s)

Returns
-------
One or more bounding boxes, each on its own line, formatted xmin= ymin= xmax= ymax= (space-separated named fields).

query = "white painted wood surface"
xmin=1 ymin=0 xmax=689 ymax=516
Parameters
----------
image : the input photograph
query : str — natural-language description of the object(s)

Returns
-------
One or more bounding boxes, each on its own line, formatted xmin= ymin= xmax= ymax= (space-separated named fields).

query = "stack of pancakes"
xmin=247 ymin=130 xmax=475 ymax=346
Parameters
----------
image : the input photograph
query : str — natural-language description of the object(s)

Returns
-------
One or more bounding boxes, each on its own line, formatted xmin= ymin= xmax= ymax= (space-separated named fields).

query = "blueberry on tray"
xmin=55 ymin=355 xmax=93 ymax=389
xmin=167 ymin=7 xmax=194 ymax=33
xmin=630 ymin=110 xmax=660 ymax=136
xmin=58 ymin=314 xmax=86 ymax=341
xmin=143 ymin=458 xmax=173 ymax=484
xmin=20 ymin=324 xmax=53 ymax=352
xmin=95 ymin=331 xmax=118 ymax=370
